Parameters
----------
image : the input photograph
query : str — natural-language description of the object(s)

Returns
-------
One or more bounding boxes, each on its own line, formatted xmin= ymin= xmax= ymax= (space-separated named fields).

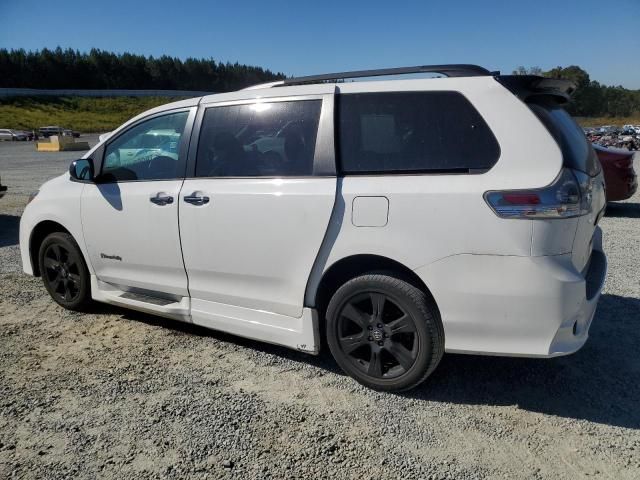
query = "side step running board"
xmin=90 ymin=276 xmax=191 ymax=322
xmin=119 ymin=291 xmax=175 ymax=306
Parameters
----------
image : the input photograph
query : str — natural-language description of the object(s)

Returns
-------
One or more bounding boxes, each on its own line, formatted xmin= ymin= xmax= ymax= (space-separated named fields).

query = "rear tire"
xmin=38 ymin=232 xmax=92 ymax=311
xmin=326 ymin=274 xmax=444 ymax=392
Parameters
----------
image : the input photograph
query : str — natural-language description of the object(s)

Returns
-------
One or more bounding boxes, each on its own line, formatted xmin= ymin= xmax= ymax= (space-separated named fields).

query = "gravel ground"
xmin=1 ymin=139 xmax=639 ymax=479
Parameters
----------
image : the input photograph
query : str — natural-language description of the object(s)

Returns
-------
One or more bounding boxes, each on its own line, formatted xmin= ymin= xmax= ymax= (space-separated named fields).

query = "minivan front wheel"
xmin=326 ymin=274 xmax=444 ymax=392
xmin=38 ymin=232 xmax=92 ymax=311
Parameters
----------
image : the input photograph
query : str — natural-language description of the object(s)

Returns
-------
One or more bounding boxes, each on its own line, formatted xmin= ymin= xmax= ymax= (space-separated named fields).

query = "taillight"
xmin=485 ymin=168 xmax=593 ymax=219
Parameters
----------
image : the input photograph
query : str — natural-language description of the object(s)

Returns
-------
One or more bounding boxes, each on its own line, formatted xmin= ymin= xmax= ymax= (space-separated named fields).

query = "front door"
xmin=81 ymin=109 xmax=194 ymax=297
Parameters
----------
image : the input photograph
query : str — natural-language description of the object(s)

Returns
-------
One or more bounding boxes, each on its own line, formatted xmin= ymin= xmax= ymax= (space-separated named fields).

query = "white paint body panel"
xmin=81 ymin=180 xmax=188 ymax=296
xmin=179 ymin=177 xmax=336 ymax=318
xmin=415 ymin=227 xmax=606 ymax=356
xmin=19 ymin=174 xmax=91 ymax=276
xmin=190 ymin=298 xmax=320 ymax=353
xmin=352 ymin=196 xmax=389 ymax=227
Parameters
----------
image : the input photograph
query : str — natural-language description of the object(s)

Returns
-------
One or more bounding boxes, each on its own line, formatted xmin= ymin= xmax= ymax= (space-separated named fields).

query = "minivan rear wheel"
xmin=326 ymin=274 xmax=444 ymax=392
xmin=38 ymin=232 xmax=92 ymax=311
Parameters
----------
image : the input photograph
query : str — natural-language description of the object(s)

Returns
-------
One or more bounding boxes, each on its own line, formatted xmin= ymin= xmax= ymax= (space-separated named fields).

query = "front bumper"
xmin=414 ymin=227 xmax=607 ymax=357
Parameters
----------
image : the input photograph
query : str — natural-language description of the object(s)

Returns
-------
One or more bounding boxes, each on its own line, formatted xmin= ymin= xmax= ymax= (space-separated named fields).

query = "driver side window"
xmin=102 ymin=111 xmax=189 ymax=181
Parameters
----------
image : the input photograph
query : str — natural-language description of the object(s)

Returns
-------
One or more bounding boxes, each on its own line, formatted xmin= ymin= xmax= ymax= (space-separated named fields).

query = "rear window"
xmin=528 ymin=100 xmax=600 ymax=176
xmin=338 ymin=91 xmax=500 ymax=174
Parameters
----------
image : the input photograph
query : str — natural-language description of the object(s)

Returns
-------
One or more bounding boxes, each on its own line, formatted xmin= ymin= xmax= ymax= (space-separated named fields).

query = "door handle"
xmin=150 ymin=193 xmax=174 ymax=206
xmin=184 ymin=194 xmax=210 ymax=206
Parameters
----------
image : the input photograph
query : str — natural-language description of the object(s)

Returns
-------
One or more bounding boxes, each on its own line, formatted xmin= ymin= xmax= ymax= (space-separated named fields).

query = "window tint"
xmin=196 ymin=100 xmax=321 ymax=177
xmin=338 ymin=91 xmax=500 ymax=174
xmin=528 ymin=100 xmax=600 ymax=176
xmin=102 ymin=111 xmax=189 ymax=181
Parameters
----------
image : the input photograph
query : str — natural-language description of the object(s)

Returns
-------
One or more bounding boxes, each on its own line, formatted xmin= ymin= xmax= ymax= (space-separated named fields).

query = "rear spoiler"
xmin=495 ymin=75 xmax=577 ymax=104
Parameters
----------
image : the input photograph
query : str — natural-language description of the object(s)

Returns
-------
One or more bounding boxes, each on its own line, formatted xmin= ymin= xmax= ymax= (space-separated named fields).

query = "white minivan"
xmin=19 ymin=65 xmax=607 ymax=391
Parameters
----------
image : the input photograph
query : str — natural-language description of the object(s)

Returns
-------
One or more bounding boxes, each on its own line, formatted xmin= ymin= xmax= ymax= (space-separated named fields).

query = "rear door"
xmin=179 ymin=95 xmax=336 ymax=319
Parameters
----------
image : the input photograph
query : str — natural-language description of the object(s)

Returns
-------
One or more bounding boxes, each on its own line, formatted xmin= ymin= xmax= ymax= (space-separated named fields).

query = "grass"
xmin=0 ymin=96 xmax=188 ymax=133
xmin=1 ymin=96 xmax=639 ymax=133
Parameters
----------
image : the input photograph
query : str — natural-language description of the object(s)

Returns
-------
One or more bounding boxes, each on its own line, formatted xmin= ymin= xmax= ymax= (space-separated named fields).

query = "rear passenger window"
xmin=338 ymin=91 xmax=500 ymax=174
xmin=196 ymin=100 xmax=321 ymax=177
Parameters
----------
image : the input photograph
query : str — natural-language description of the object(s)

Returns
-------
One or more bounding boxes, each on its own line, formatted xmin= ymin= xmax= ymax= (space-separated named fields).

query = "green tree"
xmin=0 ymin=48 xmax=285 ymax=91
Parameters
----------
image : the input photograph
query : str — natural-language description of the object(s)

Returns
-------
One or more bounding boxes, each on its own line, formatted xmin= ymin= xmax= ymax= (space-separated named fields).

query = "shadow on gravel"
xmin=93 ymin=302 xmax=343 ymax=375
xmin=0 ymin=214 xmax=20 ymax=247
xmin=605 ymin=202 xmax=640 ymax=218
xmin=95 ymin=293 xmax=640 ymax=429
xmin=410 ymin=293 xmax=640 ymax=430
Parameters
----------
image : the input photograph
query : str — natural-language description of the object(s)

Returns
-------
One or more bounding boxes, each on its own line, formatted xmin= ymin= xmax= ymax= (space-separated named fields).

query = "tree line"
xmin=0 ymin=47 xmax=285 ymax=92
xmin=1 ymin=48 xmax=637 ymax=118
xmin=513 ymin=65 xmax=640 ymax=118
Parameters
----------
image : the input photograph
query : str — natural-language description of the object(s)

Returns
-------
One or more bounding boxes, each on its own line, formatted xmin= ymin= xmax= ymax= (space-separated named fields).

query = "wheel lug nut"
xmin=367 ymin=326 xmax=373 ymax=330
xmin=377 ymin=341 xmax=384 ymax=346
xmin=377 ymin=324 xmax=383 ymax=328
xmin=383 ymin=333 xmax=388 ymax=338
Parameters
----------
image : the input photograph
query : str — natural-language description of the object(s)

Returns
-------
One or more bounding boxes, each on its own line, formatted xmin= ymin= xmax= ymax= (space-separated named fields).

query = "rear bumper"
xmin=546 ymin=247 xmax=606 ymax=357
xmin=414 ymin=227 xmax=607 ymax=357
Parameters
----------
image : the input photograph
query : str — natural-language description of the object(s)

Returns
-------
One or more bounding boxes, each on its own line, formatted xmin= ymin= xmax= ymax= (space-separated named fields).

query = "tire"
xmin=326 ymin=274 xmax=444 ymax=392
xmin=38 ymin=232 xmax=92 ymax=311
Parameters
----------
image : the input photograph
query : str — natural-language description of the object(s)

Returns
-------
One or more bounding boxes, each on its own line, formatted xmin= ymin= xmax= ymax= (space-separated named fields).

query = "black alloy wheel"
xmin=39 ymin=232 xmax=92 ymax=311
xmin=43 ymin=243 xmax=82 ymax=302
xmin=326 ymin=274 xmax=444 ymax=391
xmin=337 ymin=291 xmax=419 ymax=379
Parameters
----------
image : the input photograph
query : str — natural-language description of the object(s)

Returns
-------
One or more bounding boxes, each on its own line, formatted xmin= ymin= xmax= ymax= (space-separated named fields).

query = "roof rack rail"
xmin=241 ymin=80 xmax=285 ymax=90
xmin=281 ymin=64 xmax=496 ymax=86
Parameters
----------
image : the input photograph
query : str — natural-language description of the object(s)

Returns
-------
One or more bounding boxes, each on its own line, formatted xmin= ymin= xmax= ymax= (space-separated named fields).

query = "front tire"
xmin=326 ymin=274 xmax=444 ymax=392
xmin=38 ymin=232 xmax=92 ymax=311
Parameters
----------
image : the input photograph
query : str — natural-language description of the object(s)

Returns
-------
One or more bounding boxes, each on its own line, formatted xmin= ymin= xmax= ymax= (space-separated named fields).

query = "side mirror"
xmin=69 ymin=158 xmax=95 ymax=182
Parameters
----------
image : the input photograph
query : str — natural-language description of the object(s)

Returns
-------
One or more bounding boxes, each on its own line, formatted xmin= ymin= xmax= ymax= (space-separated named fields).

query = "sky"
xmin=1 ymin=0 xmax=639 ymax=89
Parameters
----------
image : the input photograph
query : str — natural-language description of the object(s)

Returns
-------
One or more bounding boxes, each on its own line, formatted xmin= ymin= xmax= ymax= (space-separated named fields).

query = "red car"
xmin=593 ymin=144 xmax=637 ymax=202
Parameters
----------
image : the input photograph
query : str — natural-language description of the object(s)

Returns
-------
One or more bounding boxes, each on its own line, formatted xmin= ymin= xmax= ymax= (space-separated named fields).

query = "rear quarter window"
xmin=338 ymin=91 xmax=500 ymax=174
xmin=528 ymin=100 xmax=600 ymax=176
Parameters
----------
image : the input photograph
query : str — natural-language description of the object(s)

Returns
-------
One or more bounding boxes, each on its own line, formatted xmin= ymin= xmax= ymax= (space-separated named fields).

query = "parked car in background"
xmin=594 ymin=144 xmax=638 ymax=202
xmin=11 ymin=130 xmax=28 ymax=141
xmin=63 ymin=129 xmax=81 ymax=138
xmin=15 ymin=130 xmax=35 ymax=141
xmin=0 ymin=129 xmax=13 ymax=141
xmin=0 ymin=128 xmax=27 ymax=141
xmin=20 ymin=65 xmax=607 ymax=391
xmin=39 ymin=126 xmax=64 ymax=138
xmin=38 ymin=126 xmax=80 ymax=138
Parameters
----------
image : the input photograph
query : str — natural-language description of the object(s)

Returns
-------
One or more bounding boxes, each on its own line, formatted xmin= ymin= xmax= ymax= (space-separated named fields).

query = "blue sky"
xmin=1 ymin=0 xmax=639 ymax=88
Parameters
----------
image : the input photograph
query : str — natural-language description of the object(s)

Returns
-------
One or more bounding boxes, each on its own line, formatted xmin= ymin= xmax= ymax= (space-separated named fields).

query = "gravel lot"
xmin=1 ymin=138 xmax=639 ymax=479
